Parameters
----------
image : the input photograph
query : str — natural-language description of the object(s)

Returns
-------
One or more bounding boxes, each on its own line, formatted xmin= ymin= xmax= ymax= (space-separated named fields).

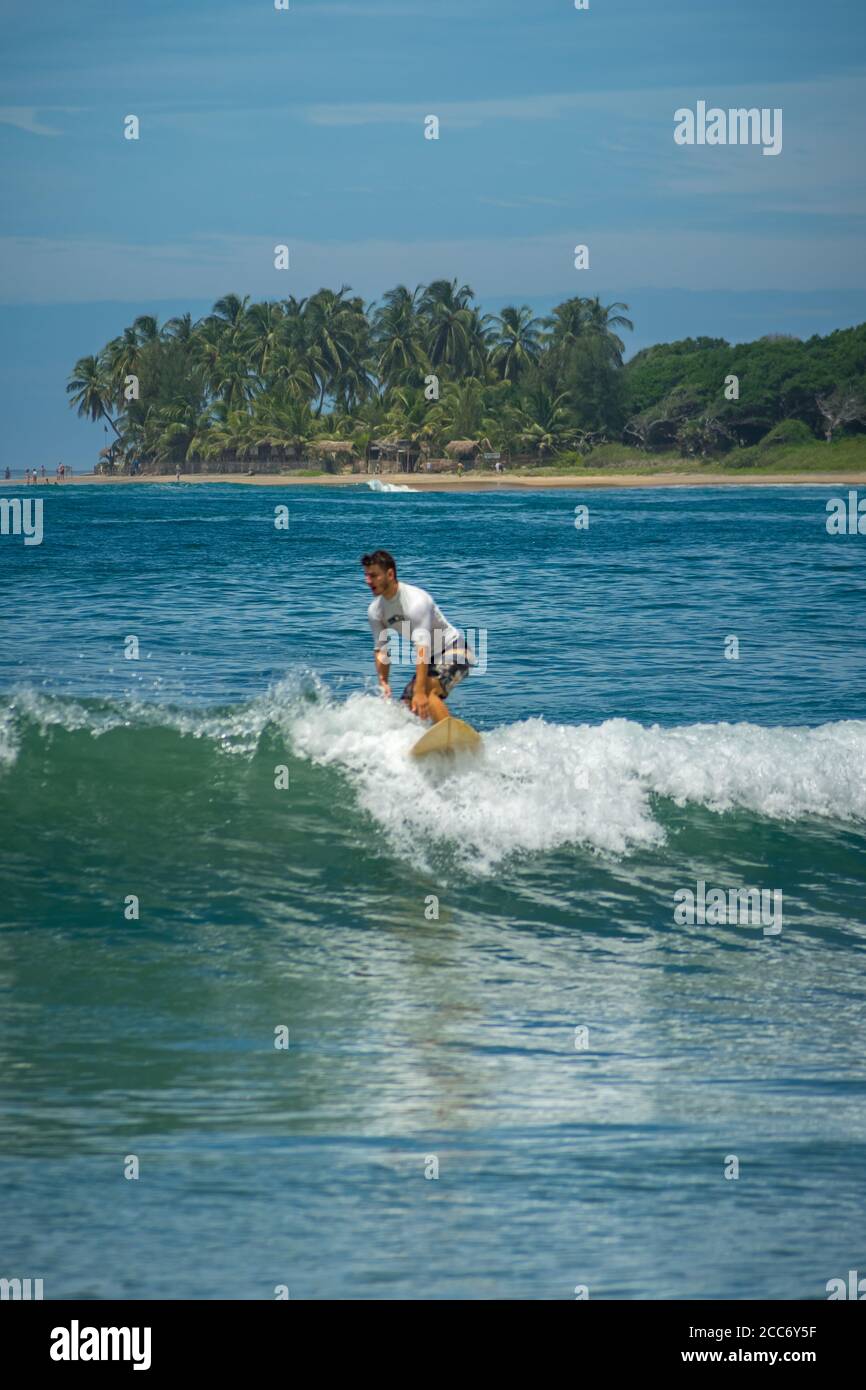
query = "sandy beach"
xmin=43 ymin=469 xmax=866 ymax=491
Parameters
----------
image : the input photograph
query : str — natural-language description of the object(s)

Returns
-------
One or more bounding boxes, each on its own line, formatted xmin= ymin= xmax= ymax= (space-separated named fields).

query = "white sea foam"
xmin=0 ymin=705 xmax=19 ymax=770
xmin=286 ymin=694 xmax=866 ymax=873
xmin=5 ymin=685 xmax=865 ymax=873
xmin=366 ymin=479 xmax=415 ymax=493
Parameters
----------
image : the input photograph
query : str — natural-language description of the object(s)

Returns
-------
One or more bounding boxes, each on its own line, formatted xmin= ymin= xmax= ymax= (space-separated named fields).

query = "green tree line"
xmin=625 ymin=325 xmax=866 ymax=457
xmin=66 ymin=283 xmax=866 ymax=470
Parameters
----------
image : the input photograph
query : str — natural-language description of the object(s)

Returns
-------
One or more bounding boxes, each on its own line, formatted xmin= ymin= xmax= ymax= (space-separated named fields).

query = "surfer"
xmin=362 ymin=549 xmax=473 ymax=725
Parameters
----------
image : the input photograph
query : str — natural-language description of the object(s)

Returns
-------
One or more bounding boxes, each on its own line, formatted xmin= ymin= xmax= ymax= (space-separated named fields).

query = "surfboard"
xmin=410 ymin=716 xmax=482 ymax=759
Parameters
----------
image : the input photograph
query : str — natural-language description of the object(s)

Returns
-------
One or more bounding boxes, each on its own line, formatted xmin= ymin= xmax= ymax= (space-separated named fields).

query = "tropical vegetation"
xmin=66 ymin=285 xmax=866 ymax=472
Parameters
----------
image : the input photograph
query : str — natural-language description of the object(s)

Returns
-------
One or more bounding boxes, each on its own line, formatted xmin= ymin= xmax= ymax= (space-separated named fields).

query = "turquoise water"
xmin=1 ymin=481 xmax=865 ymax=1299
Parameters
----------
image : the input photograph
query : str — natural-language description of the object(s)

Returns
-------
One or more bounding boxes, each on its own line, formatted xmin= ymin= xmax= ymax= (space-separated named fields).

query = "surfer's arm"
xmin=411 ymin=627 xmax=432 ymax=716
xmin=368 ymin=614 xmax=392 ymax=697
xmin=374 ymin=648 xmax=392 ymax=696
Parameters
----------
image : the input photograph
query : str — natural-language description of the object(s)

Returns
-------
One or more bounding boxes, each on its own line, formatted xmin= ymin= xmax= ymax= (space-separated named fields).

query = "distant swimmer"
xmin=362 ymin=548 xmax=474 ymax=726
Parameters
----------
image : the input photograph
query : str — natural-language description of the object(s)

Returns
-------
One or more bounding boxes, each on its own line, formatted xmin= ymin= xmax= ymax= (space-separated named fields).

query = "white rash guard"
xmin=367 ymin=581 xmax=462 ymax=666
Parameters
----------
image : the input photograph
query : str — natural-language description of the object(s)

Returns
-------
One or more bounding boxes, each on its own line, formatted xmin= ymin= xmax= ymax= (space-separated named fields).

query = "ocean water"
xmin=1 ymin=481 xmax=865 ymax=1300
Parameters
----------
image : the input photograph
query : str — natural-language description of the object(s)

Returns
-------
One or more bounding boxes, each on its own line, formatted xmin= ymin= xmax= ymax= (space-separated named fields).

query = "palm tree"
xmin=133 ymin=314 xmax=160 ymax=344
xmin=372 ymin=285 xmax=428 ymax=391
xmin=418 ymin=279 xmax=477 ymax=372
xmin=162 ymin=312 xmax=195 ymax=345
xmin=195 ymin=405 xmax=256 ymax=466
xmin=242 ymin=300 xmax=286 ymax=378
xmin=419 ymin=278 xmax=473 ymax=315
xmin=172 ymin=408 xmax=214 ymax=468
xmin=489 ymin=305 xmax=543 ymax=381
xmin=465 ymin=305 xmax=494 ymax=377
xmin=304 ymin=286 xmax=368 ymax=415
xmin=427 ymin=377 xmax=487 ymax=442
xmin=514 ymin=379 xmax=574 ymax=456
xmin=250 ymin=394 xmax=317 ymax=462
xmin=268 ymin=344 xmax=316 ymax=403
xmin=543 ymin=295 xmax=633 ymax=374
xmin=382 ymin=383 xmax=434 ymax=444
xmin=67 ymin=355 xmax=121 ymax=437
xmin=581 ymin=297 xmax=633 ymax=364
xmin=191 ymin=313 xmax=257 ymax=410
xmin=278 ymin=296 xmax=308 ymax=358
xmin=352 ymin=392 xmax=392 ymax=442
xmin=542 ymin=297 xmax=586 ymax=351
xmin=146 ymin=400 xmax=201 ymax=467
xmin=103 ymin=326 xmax=145 ymax=404
xmin=66 ymin=283 xmax=638 ymax=474
xmin=208 ymin=294 xmax=250 ymax=332
xmin=207 ymin=346 xmax=257 ymax=412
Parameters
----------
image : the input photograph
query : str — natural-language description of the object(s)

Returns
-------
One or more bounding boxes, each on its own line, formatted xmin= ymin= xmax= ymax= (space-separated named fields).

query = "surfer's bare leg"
xmin=407 ymin=676 xmax=449 ymax=724
xmin=427 ymin=679 xmax=449 ymax=724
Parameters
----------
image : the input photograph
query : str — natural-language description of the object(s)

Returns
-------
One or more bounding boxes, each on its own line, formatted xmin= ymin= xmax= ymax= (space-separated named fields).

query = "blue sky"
xmin=1 ymin=0 xmax=864 ymax=467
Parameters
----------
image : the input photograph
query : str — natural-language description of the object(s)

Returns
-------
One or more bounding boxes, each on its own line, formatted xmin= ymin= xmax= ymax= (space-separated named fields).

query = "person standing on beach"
xmin=361 ymin=548 xmax=474 ymax=725
xmin=175 ymin=466 xmax=181 ymax=483
xmin=40 ymin=464 xmax=46 ymax=482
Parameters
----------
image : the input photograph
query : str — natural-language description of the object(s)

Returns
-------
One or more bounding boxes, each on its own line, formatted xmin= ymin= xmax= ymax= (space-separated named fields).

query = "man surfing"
xmin=362 ymin=549 xmax=473 ymax=725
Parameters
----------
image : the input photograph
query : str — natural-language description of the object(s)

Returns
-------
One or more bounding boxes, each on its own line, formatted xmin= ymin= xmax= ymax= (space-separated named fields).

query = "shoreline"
xmin=21 ymin=469 xmax=866 ymax=491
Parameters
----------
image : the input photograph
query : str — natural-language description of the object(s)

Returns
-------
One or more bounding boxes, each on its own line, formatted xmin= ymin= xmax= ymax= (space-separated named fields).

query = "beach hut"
xmin=366 ymin=438 xmax=421 ymax=474
xmin=444 ymin=437 xmax=494 ymax=468
xmin=308 ymin=440 xmax=359 ymax=473
xmin=97 ymin=443 xmax=123 ymax=473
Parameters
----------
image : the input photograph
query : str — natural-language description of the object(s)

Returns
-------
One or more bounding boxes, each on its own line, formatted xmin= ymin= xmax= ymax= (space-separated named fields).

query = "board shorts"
xmin=400 ymin=647 xmax=473 ymax=703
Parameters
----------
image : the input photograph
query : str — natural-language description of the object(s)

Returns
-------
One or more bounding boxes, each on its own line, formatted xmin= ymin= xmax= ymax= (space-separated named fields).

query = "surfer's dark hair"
xmin=361 ymin=549 xmax=397 ymax=577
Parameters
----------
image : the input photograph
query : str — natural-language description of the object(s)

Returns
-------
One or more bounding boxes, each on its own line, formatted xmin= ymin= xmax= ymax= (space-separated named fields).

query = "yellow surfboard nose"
xmin=411 ymin=716 xmax=482 ymax=759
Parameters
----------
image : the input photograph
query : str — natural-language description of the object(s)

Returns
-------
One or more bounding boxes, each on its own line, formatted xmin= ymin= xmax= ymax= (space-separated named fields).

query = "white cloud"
xmin=0 ymin=106 xmax=76 ymax=136
xmin=479 ymin=195 xmax=571 ymax=209
xmin=0 ymin=227 xmax=863 ymax=306
xmin=297 ymin=2 xmax=445 ymax=11
xmin=303 ymin=72 xmax=866 ymax=128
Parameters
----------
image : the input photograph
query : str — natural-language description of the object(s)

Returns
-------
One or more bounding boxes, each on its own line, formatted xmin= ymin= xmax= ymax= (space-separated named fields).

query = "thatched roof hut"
xmin=98 ymin=442 xmax=125 ymax=472
xmin=367 ymin=437 xmax=421 ymax=473
xmin=309 ymin=440 xmax=357 ymax=457
xmin=445 ymin=438 xmax=491 ymax=459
